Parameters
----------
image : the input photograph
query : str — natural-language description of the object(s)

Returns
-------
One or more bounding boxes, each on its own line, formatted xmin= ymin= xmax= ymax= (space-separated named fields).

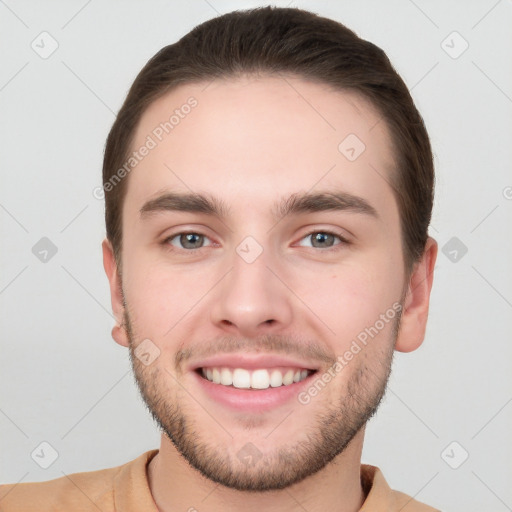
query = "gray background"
xmin=1 ymin=1 xmax=511 ymax=510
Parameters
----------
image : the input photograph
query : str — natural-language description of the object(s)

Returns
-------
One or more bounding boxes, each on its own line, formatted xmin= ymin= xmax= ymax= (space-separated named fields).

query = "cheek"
xmin=122 ymin=253 xmax=214 ymax=340
xmin=294 ymin=257 xmax=403 ymax=347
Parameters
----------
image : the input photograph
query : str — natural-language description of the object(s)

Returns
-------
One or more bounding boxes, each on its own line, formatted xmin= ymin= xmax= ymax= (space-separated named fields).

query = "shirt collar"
xmin=113 ymin=451 xmax=398 ymax=511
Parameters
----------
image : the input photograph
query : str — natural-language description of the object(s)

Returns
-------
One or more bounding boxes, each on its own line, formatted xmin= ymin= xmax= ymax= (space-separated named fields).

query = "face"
xmin=104 ymin=75 xmax=434 ymax=491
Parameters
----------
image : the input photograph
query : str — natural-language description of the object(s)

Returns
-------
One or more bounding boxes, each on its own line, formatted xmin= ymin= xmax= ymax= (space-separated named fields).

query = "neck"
xmin=148 ymin=430 xmax=366 ymax=512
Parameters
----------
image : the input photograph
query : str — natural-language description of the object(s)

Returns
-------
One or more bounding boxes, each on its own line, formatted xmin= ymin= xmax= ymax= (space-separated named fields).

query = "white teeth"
xmin=251 ymin=369 xmax=270 ymax=389
xmin=282 ymin=369 xmax=294 ymax=386
xmin=269 ymin=369 xmax=283 ymax=387
xmin=220 ymin=368 xmax=233 ymax=386
xmin=233 ymin=368 xmax=251 ymax=389
xmin=201 ymin=366 xmax=311 ymax=389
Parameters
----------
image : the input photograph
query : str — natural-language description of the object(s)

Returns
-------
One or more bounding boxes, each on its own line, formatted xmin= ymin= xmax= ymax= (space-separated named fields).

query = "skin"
xmin=103 ymin=75 xmax=437 ymax=512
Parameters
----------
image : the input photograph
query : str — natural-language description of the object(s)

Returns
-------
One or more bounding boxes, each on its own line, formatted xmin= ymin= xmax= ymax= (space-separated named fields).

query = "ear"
xmin=395 ymin=237 xmax=438 ymax=353
xmin=102 ymin=239 xmax=129 ymax=347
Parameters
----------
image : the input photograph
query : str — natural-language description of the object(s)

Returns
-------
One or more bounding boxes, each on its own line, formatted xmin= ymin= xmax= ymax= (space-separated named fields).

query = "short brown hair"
xmin=102 ymin=6 xmax=434 ymax=270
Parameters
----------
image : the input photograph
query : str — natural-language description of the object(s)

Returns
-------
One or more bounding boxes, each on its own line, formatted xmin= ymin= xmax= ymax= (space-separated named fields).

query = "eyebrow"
xmin=140 ymin=192 xmax=229 ymax=219
xmin=275 ymin=191 xmax=378 ymax=220
xmin=139 ymin=190 xmax=378 ymax=220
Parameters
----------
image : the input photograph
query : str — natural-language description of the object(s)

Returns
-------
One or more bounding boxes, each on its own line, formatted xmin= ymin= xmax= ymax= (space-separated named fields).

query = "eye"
xmin=297 ymin=231 xmax=347 ymax=249
xmin=166 ymin=232 xmax=213 ymax=250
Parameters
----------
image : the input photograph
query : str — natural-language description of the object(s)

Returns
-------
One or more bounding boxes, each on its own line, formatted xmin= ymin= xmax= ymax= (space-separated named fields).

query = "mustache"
xmin=174 ymin=333 xmax=336 ymax=371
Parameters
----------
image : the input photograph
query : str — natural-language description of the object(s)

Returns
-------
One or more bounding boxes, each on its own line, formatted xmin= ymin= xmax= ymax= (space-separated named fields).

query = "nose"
xmin=209 ymin=248 xmax=294 ymax=338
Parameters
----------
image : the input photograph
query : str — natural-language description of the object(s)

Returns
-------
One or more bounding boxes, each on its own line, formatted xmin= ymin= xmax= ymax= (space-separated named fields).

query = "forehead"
xmin=125 ymin=75 xmax=396 ymax=218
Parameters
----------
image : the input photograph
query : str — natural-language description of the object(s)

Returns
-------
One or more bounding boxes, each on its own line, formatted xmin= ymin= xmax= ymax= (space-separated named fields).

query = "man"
xmin=0 ymin=6 xmax=439 ymax=511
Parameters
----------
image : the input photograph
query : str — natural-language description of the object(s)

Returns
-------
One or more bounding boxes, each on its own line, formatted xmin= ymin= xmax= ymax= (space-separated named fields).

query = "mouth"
xmin=196 ymin=366 xmax=314 ymax=390
xmin=189 ymin=355 xmax=319 ymax=412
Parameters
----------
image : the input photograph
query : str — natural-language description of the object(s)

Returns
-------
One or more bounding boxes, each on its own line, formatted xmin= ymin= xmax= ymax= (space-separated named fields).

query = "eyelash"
xmin=162 ymin=230 xmax=350 ymax=253
xmin=297 ymin=230 xmax=350 ymax=250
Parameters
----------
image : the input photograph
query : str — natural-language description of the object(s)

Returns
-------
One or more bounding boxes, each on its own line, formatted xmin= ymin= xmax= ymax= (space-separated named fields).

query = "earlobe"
xmin=111 ymin=322 xmax=129 ymax=348
xmin=102 ymin=239 xmax=130 ymax=347
xmin=395 ymin=237 xmax=438 ymax=353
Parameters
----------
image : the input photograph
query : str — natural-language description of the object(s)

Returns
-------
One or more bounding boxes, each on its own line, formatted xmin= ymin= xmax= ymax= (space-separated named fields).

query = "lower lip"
xmin=192 ymin=371 xmax=316 ymax=412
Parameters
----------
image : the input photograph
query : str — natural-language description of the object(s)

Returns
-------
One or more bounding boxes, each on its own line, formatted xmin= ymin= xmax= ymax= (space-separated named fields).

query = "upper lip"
xmin=188 ymin=354 xmax=320 ymax=372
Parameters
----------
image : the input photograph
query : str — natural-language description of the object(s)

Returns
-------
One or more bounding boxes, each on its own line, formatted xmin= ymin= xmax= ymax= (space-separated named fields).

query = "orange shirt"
xmin=0 ymin=450 xmax=440 ymax=511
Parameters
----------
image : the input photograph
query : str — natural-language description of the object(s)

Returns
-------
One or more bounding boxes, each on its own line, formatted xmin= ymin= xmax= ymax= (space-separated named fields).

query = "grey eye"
xmin=169 ymin=233 xmax=210 ymax=249
xmin=298 ymin=232 xmax=341 ymax=249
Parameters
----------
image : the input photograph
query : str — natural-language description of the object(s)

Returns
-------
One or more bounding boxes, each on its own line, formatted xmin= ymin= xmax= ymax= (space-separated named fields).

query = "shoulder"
xmin=0 ymin=466 xmax=120 ymax=512
xmin=0 ymin=451 xmax=155 ymax=512
xmin=361 ymin=464 xmax=441 ymax=511
xmin=392 ymin=490 xmax=441 ymax=511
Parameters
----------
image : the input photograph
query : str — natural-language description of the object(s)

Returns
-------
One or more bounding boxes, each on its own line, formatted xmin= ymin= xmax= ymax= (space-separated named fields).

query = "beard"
xmin=124 ymin=309 xmax=398 ymax=492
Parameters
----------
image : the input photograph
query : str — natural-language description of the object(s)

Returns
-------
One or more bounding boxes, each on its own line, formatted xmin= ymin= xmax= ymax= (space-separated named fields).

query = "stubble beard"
xmin=124 ymin=310 xmax=398 ymax=492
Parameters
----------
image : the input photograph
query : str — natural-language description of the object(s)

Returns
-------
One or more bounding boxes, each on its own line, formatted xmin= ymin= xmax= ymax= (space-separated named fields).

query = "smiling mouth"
xmin=197 ymin=366 xmax=316 ymax=390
